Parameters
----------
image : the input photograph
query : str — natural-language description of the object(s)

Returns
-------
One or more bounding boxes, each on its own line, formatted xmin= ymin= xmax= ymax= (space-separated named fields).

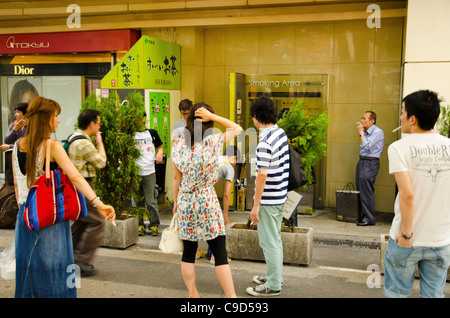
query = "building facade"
xmin=1 ymin=0 xmax=448 ymax=213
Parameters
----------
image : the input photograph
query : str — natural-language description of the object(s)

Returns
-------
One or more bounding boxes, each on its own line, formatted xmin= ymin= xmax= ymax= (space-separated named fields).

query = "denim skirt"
xmin=15 ymin=204 xmax=77 ymax=298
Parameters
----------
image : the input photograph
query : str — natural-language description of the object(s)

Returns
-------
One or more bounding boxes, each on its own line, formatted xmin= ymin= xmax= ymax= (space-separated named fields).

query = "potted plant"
xmin=226 ymin=220 xmax=313 ymax=265
xmin=437 ymin=105 xmax=450 ymax=138
xmin=80 ymin=91 xmax=146 ymax=248
xmin=277 ymin=99 xmax=329 ymax=189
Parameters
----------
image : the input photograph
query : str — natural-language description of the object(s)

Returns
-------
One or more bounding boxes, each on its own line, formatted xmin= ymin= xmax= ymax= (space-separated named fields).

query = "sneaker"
xmin=149 ymin=226 xmax=159 ymax=236
xmin=246 ymin=284 xmax=280 ymax=297
xmin=195 ymin=249 xmax=207 ymax=259
xmin=252 ymin=276 xmax=283 ymax=286
xmin=252 ymin=276 xmax=267 ymax=284
xmin=138 ymin=225 xmax=146 ymax=236
xmin=74 ymin=259 xmax=97 ymax=277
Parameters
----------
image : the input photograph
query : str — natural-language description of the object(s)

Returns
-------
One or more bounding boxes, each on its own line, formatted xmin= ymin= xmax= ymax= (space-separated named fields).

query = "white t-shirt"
xmin=388 ymin=133 xmax=450 ymax=247
xmin=217 ymin=156 xmax=234 ymax=182
xmin=134 ymin=130 xmax=162 ymax=176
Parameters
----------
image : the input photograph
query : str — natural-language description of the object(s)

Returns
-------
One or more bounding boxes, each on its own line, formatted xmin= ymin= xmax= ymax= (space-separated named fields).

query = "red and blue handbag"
xmin=23 ymin=140 xmax=87 ymax=231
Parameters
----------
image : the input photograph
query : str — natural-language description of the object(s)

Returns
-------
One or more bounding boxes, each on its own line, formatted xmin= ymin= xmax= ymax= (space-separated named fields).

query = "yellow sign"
xmin=101 ymin=36 xmax=180 ymax=90
xmin=14 ymin=65 xmax=34 ymax=75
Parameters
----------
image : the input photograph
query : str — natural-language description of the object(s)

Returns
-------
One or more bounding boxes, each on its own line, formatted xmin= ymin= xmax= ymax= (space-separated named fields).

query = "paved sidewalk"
xmin=2 ymin=206 xmax=450 ymax=301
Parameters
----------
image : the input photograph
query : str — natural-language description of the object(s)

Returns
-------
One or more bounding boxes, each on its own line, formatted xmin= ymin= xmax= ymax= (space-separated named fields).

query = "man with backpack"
xmin=67 ymin=109 xmax=107 ymax=277
xmin=247 ymin=97 xmax=290 ymax=297
xmin=133 ymin=112 xmax=163 ymax=236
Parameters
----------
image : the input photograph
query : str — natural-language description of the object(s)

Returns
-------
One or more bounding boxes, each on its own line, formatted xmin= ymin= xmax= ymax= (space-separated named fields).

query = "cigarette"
xmin=112 ymin=221 xmax=116 ymax=227
xmin=392 ymin=126 xmax=401 ymax=132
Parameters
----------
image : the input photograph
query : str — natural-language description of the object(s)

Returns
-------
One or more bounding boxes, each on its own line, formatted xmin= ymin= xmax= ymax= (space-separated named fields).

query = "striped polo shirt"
xmin=256 ymin=124 xmax=290 ymax=205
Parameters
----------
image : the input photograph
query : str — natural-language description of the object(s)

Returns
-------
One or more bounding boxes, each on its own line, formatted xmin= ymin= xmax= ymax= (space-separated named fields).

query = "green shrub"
xmin=81 ymin=91 xmax=145 ymax=218
xmin=437 ymin=105 xmax=450 ymax=138
xmin=277 ymin=100 xmax=330 ymax=189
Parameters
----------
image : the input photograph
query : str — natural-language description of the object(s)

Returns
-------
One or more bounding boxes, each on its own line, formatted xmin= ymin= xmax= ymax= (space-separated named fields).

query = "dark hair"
xmin=250 ymin=97 xmax=277 ymax=125
xmin=402 ymin=90 xmax=441 ymax=130
xmin=365 ymin=111 xmax=377 ymax=124
xmin=225 ymin=145 xmax=241 ymax=161
xmin=78 ymin=109 xmax=100 ymax=130
xmin=14 ymin=102 xmax=29 ymax=115
xmin=184 ymin=103 xmax=214 ymax=147
xmin=179 ymin=99 xmax=193 ymax=112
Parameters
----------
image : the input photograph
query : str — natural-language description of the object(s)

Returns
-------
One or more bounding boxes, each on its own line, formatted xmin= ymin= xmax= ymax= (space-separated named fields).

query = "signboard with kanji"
xmin=101 ymin=35 xmax=180 ymax=90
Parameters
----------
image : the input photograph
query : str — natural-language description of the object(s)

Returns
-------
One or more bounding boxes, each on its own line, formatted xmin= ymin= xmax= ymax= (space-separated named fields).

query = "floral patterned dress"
xmin=172 ymin=133 xmax=225 ymax=241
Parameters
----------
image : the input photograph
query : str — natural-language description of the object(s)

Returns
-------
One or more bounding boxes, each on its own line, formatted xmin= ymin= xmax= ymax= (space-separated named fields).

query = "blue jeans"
xmin=15 ymin=205 xmax=77 ymax=298
xmin=384 ymin=237 xmax=450 ymax=298
xmin=257 ymin=204 xmax=284 ymax=291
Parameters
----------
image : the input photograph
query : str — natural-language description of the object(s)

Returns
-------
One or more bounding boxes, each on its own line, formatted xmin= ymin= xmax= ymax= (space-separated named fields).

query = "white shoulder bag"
xmin=159 ymin=213 xmax=184 ymax=253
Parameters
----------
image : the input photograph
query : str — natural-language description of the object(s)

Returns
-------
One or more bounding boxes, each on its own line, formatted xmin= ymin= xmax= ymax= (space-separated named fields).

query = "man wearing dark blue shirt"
xmin=356 ymin=111 xmax=385 ymax=226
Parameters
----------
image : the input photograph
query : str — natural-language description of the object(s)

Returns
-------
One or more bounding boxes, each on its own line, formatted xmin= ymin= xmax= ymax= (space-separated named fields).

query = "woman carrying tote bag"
xmin=13 ymin=96 xmax=115 ymax=298
xmin=172 ymin=103 xmax=242 ymax=298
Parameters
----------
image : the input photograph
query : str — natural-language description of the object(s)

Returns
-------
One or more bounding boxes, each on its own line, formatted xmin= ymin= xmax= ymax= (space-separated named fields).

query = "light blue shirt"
xmin=360 ymin=124 xmax=385 ymax=158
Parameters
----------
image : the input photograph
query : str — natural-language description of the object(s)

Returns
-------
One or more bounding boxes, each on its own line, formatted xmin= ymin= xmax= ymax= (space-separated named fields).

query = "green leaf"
xmin=277 ymin=99 xmax=330 ymax=189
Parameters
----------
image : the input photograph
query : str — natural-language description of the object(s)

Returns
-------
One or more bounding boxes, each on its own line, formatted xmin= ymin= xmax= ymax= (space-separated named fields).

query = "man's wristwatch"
xmin=401 ymin=232 xmax=413 ymax=240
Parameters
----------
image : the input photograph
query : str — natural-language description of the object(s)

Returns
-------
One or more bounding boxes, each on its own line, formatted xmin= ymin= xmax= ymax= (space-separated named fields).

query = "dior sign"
xmin=14 ymin=65 xmax=34 ymax=75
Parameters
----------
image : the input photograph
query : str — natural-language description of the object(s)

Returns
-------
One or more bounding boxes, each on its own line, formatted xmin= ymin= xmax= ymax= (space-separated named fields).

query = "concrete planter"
xmin=226 ymin=222 xmax=313 ymax=265
xmin=102 ymin=216 xmax=138 ymax=249
xmin=380 ymin=234 xmax=450 ymax=281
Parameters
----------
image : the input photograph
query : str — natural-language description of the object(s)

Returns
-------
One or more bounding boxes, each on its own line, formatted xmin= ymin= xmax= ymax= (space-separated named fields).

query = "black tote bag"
xmin=335 ymin=182 xmax=361 ymax=223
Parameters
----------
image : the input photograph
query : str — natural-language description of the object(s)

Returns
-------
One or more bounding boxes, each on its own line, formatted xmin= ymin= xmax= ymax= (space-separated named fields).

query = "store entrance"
xmin=230 ymin=73 xmax=328 ymax=211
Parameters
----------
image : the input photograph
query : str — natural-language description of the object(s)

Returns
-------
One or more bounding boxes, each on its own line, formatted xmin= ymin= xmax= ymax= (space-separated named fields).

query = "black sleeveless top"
xmin=17 ymin=150 xmax=58 ymax=175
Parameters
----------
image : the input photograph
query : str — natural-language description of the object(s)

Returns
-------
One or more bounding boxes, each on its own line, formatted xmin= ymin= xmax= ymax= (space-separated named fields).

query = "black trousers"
xmin=355 ymin=159 xmax=380 ymax=224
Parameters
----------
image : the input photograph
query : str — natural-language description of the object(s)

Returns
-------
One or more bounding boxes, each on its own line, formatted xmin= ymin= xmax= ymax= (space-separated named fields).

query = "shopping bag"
xmin=159 ymin=213 xmax=183 ymax=254
xmin=23 ymin=140 xmax=87 ymax=231
xmin=335 ymin=182 xmax=361 ymax=223
xmin=0 ymin=241 xmax=15 ymax=280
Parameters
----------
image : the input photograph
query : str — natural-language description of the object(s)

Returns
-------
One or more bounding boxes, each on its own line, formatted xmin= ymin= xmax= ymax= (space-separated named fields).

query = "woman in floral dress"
xmin=172 ymin=103 xmax=242 ymax=298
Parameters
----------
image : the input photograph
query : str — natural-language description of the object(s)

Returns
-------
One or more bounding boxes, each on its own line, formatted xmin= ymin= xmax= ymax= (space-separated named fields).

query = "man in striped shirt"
xmin=247 ymin=97 xmax=290 ymax=297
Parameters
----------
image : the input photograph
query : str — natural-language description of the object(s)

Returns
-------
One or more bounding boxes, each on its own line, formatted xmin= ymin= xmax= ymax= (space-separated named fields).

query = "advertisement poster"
xmin=149 ymin=91 xmax=171 ymax=157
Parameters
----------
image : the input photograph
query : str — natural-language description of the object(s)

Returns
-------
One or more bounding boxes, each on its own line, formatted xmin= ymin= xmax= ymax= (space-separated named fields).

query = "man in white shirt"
xmin=134 ymin=114 xmax=163 ymax=236
xmin=385 ymin=89 xmax=450 ymax=298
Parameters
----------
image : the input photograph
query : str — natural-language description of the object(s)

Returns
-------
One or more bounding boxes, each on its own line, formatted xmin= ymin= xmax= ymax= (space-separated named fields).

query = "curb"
xmin=313 ymin=233 xmax=381 ymax=249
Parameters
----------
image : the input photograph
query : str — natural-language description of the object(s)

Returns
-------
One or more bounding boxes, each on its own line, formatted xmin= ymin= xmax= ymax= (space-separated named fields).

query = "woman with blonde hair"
xmin=172 ymin=103 xmax=242 ymax=298
xmin=13 ymin=96 xmax=115 ymax=298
